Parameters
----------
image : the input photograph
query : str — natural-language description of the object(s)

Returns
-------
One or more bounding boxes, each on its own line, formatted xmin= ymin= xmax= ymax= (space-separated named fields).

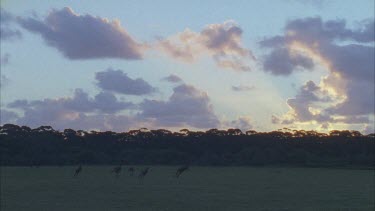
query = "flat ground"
xmin=1 ymin=166 xmax=374 ymax=211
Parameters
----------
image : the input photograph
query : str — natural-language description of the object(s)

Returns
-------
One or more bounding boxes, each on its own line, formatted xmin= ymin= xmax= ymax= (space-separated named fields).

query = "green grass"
xmin=1 ymin=166 xmax=374 ymax=211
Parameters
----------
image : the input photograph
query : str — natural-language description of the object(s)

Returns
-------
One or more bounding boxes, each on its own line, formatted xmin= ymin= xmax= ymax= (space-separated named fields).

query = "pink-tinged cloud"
xmin=157 ymin=21 xmax=255 ymax=71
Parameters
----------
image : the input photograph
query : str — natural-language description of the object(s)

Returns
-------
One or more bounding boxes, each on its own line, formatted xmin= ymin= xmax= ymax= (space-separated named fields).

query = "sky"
xmin=1 ymin=0 xmax=374 ymax=133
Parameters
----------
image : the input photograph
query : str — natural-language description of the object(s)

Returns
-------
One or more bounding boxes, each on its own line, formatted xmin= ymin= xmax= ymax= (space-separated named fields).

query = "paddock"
xmin=1 ymin=166 xmax=374 ymax=211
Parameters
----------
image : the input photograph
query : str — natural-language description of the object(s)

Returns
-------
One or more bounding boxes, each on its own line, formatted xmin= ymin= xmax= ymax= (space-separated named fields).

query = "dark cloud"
xmin=319 ymin=44 xmax=374 ymax=82
xmin=158 ymin=21 xmax=254 ymax=71
xmin=262 ymin=17 xmax=374 ymax=125
xmin=0 ymin=8 xmax=22 ymax=40
xmin=201 ymin=22 xmax=251 ymax=57
xmin=161 ymin=74 xmax=183 ymax=83
xmin=64 ymin=89 xmax=135 ymax=113
xmin=262 ymin=47 xmax=314 ymax=75
xmin=325 ymin=79 xmax=374 ymax=116
xmin=260 ymin=17 xmax=374 ymax=76
xmin=96 ymin=68 xmax=156 ymax=95
xmin=17 ymin=7 xmax=143 ymax=60
xmin=283 ymin=17 xmax=374 ymax=44
xmin=231 ymin=85 xmax=255 ymax=92
xmin=138 ymin=84 xmax=219 ymax=128
xmin=261 ymin=17 xmax=373 ymax=49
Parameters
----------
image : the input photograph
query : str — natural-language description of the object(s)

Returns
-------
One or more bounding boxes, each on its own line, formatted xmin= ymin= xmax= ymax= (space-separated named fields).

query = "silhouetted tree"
xmin=0 ymin=124 xmax=373 ymax=167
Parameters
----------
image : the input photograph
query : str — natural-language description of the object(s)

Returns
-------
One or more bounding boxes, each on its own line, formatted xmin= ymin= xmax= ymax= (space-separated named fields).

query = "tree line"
xmin=0 ymin=124 xmax=374 ymax=167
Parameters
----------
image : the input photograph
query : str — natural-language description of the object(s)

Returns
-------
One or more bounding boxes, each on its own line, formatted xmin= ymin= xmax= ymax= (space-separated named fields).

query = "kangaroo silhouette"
xmin=74 ymin=165 xmax=82 ymax=177
xmin=175 ymin=165 xmax=189 ymax=178
xmin=138 ymin=167 xmax=150 ymax=179
xmin=111 ymin=164 xmax=122 ymax=177
xmin=128 ymin=167 xmax=135 ymax=176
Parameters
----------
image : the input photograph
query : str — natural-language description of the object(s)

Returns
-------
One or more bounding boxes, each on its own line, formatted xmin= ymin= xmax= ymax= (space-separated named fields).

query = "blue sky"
xmin=1 ymin=0 xmax=374 ymax=133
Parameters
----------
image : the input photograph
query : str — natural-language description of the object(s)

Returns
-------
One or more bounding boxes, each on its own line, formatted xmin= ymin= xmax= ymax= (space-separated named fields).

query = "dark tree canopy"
xmin=0 ymin=124 xmax=374 ymax=167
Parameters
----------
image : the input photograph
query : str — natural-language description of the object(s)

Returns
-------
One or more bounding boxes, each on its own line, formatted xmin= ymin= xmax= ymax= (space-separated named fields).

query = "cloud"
xmin=17 ymin=7 xmax=143 ymax=60
xmin=138 ymin=84 xmax=220 ymax=128
xmin=5 ymin=82 xmax=222 ymax=131
xmin=0 ymin=53 xmax=10 ymax=65
xmin=320 ymin=122 xmax=329 ymax=130
xmin=260 ymin=17 xmax=374 ymax=76
xmin=0 ymin=74 xmax=10 ymax=88
xmin=224 ymin=116 xmax=253 ymax=131
xmin=8 ymin=89 xmax=134 ymax=114
xmin=262 ymin=47 xmax=314 ymax=75
xmin=325 ymin=77 xmax=374 ymax=116
xmin=363 ymin=124 xmax=375 ymax=135
xmin=4 ymin=88 xmax=146 ymax=131
xmin=285 ymin=81 xmax=331 ymax=122
xmin=96 ymin=68 xmax=156 ymax=95
xmin=50 ymin=113 xmax=137 ymax=132
xmin=276 ymin=80 xmax=372 ymax=125
xmin=7 ymin=99 xmax=29 ymax=109
xmin=157 ymin=21 xmax=255 ymax=71
xmin=5 ymin=89 xmax=137 ymax=129
xmin=261 ymin=18 xmax=374 ymax=73
xmin=157 ymin=38 xmax=195 ymax=62
xmin=231 ymin=85 xmax=255 ymax=92
xmin=161 ymin=74 xmax=183 ymax=83
xmin=336 ymin=116 xmax=370 ymax=124
xmin=271 ymin=115 xmax=280 ymax=124
xmin=0 ymin=109 xmax=19 ymax=124
xmin=261 ymin=17 xmax=374 ymax=127
xmin=275 ymin=80 xmax=371 ymax=126
xmin=64 ymin=89 xmax=135 ymax=113
xmin=272 ymin=114 xmax=303 ymax=125
xmin=214 ymin=56 xmax=252 ymax=71
xmin=0 ymin=8 xmax=22 ymax=40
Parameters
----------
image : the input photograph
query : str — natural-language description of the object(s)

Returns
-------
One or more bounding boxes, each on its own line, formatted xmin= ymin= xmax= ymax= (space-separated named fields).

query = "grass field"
xmin=1 ymin=166 xmax=374 ymax=211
